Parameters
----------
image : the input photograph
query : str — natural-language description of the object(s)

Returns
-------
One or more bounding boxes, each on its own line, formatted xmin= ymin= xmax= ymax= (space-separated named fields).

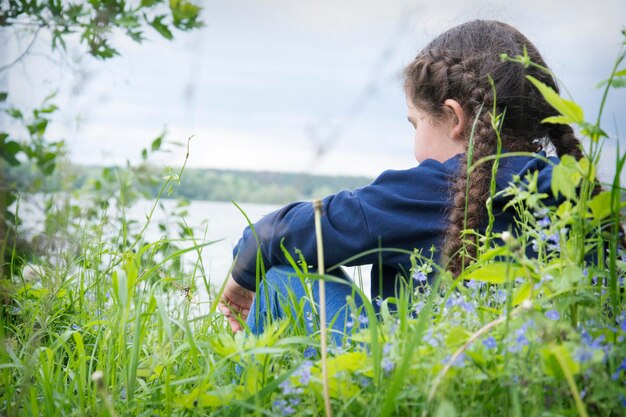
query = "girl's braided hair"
xmin=403 ymin=20 xmax=585 ymax=276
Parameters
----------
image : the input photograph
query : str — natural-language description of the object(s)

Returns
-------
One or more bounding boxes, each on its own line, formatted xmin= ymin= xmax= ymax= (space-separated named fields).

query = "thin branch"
xmin=0 ymin=27 xmax=41 ymax=74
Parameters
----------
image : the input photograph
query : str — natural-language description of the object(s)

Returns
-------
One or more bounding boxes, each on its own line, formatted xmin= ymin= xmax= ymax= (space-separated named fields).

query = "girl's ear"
xmin=443 ymin=99 xmax=466 ymax=141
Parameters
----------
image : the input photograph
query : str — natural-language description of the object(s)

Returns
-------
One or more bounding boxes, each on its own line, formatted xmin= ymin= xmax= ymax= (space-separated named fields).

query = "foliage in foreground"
xmin=1 ymin=28 xmax=626 ymax=417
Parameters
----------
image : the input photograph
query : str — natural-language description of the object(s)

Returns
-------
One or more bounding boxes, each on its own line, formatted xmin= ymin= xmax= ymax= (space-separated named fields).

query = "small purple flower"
xmin=414 ymin=271 xmax=428 ymax=283
xmin=120 ymin=387 xmax=126 ymax=400
xmin=590 ymin=334 xmax=605 ymax=350
xmin=483 ymin=336 xmax=497 ymax=350
xmin=466 ymin=280 xmax=481 ymax=290
xmin=280 ymin=380 xmax=295 ymax=395
xmin=273 ymin=399 xmax=294 ymax=414
xmin=574 ymin=348 xmax=593 ymax=363
xmin=382 ymin=358 xmax=395 ymax=373
xmin=494 ymin=289 xmax=507 ymax=304
xmin=460 ymin=301 xmax=476 ymax=313
xmin=413 ymin=301 xmax=425 ymax=314
xmin=537 ymin=217 xmax=551 ymax=228
xmin=545 ymin=310 xmax=560 ymax=321
xmin=383 ymin=343 xmax=393 ymax=355
xmin=546 ymin=233 xmax=560 ymax=252
xmin=358 ymin=376 xmax=371 ymax=387
xmin=295 ymin=361 xmax=313 ymax=385
xmin=358 ymin=315 xmax=369 ymax=326
xmin=71 ymin=324 xmax=81 ymax=331
xmin=442 ymin=353 xmax=466 ymax=368
xmin=423 ymin=329 xmax=440 ymax=347
xmin=303 ymin=346 xmax=317 ymax=359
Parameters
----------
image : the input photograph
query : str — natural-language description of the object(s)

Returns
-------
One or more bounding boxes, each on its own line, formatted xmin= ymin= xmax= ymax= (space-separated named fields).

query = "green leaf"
xmin=527 ymin=75 xmax=584 ymax=124
xmin=27 ymin=118 xmax=48 ymax=137
xmin=551 ymin=155 xmax=580 ymax=200
xmin=151 ymin=15 xmax=173 ymax=40
xmin=6 ymin=108 xmax=23 ymax=119
xmin=39 ymin=104 xmax=59 ymax=114
xmin=614 ymin=68 xmax=626 ymax=77
xmin=463 ymin=262 xmax=525 ymax=284
xmin=580 ymin=122 xmax=608 ymax=140
xmin=589 ymin=191 xmax=612 ymax=221
xmin=151 ymin=134 xmax=163 ymax=152
xmin=141 ymin=0 xmax=163 ymax=6
xmin=0 ymin=92 xmax=7 ymax=102
xmin=512 ymin=282 xmax=532 ymax=305
xmin=541 ymin=115 xmax=573 ymax=125
xmin=541 ymin=344 xmax=579 ymax=380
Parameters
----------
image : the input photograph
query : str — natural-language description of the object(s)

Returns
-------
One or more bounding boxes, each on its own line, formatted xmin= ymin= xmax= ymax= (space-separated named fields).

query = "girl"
xmin=219 ymin=20 xmax=578 ymax=335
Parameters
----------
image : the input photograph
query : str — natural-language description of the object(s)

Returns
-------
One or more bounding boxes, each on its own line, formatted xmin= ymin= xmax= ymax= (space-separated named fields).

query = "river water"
xmin=125 ymin=199 xmax=372 ymax=296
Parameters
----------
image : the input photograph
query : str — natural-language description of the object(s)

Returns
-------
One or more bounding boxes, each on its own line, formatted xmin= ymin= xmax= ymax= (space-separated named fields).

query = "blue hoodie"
xmin=232 ymin=152 xmax=559 ymax=299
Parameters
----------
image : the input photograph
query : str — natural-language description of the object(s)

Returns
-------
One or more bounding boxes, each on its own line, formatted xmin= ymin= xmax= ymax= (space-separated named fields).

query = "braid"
xmin=443 ymin=94 xmax=497 ymax=276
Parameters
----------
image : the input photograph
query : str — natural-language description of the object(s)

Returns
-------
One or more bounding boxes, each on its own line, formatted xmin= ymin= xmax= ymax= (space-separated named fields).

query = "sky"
xmin=2 ymin=0 xmax=626 ymax=181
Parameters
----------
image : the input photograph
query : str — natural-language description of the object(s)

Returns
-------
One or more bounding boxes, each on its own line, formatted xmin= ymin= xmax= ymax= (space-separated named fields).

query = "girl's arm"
xmin=231 ymin=189 xmax=378 ymax=292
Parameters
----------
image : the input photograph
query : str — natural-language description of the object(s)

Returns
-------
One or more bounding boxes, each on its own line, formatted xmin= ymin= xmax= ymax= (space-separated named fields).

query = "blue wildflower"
xmin=545 ymin=310 xmax=560 ymax=321
xmin=383 ymin=343 xmax=393 ymax=355
xmin=574 ymin=348 xmax=593 ymax=363
xmin=279 ymin=380 xmax=295 ymax=395
xmin=358 ymin=376 xmax=371 ymax=387
xmin=273 ymin=399 xmax=294 ymax=414
xmin=494 ymin=289 xmax=507 ymax=304
xmin=460 ymin=301 xmax=476 ymax=313
xmin=120 ymin=387 xmax=126 ymax=400
xmin=423 ymin=329 xmax=440 ymax=347
xmin=442 ymin=353 xmax=466 ymax=368
xmin=413 ymin=301 xmax=425 ymax=314
xmin=590 ymin=334 xmax=605 ymax=350
xmin=295 ymin=361 xmax=313 ymax=385
xmin=303 ymin=346 xmax=317 ymax=359
xmin=358 ymin=315 xmax=369 ymax=326
xmin=546 ymin=233 xmax=560 ymax=252
xmin=466 ymin=280 xmax=481 ymax=290
xmin=71 ymin=324 xmax=81 ymax=331
xmin=537 ymin=217 xmax=551 ymax=228
xmin=382 ymin=358 xmax=395 ymax=373
xmin=414 ymin=271 xmax=428 ymax=283
xmin=483 ymin=336 xmax=497 ymax=350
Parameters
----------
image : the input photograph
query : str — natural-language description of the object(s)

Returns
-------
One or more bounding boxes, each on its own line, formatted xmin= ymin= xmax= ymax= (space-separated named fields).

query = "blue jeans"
xmin=246 ymin=265 xmax=367 ymax=345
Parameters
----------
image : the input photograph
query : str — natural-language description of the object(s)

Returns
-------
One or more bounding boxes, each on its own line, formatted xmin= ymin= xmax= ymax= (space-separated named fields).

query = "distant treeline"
xmin=7 ymin=163 xmax=373 ymax=205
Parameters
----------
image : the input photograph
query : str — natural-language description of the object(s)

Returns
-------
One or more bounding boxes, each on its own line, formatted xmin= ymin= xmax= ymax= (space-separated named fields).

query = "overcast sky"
xmin=2 ymin=0 xmax=625 ymax=181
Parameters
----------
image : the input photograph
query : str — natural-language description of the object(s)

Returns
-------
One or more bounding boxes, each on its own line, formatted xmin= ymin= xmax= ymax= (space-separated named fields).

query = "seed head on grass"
xmin=91 ymin=370 xmax=105 ymax=390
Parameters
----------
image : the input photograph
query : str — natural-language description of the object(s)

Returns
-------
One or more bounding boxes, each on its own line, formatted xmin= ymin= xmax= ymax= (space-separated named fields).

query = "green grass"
xmin=1 ymin=32 xmax=626 ymax=417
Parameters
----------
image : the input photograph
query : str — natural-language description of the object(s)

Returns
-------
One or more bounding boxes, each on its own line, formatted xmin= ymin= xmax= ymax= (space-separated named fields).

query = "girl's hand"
xmin=218 ymin=275 xmax=255 ymax=332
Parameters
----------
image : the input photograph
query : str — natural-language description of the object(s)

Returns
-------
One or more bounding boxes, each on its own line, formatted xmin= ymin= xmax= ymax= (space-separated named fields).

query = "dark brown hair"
xmin=403 ymin=20 xmax=584 ymax=276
